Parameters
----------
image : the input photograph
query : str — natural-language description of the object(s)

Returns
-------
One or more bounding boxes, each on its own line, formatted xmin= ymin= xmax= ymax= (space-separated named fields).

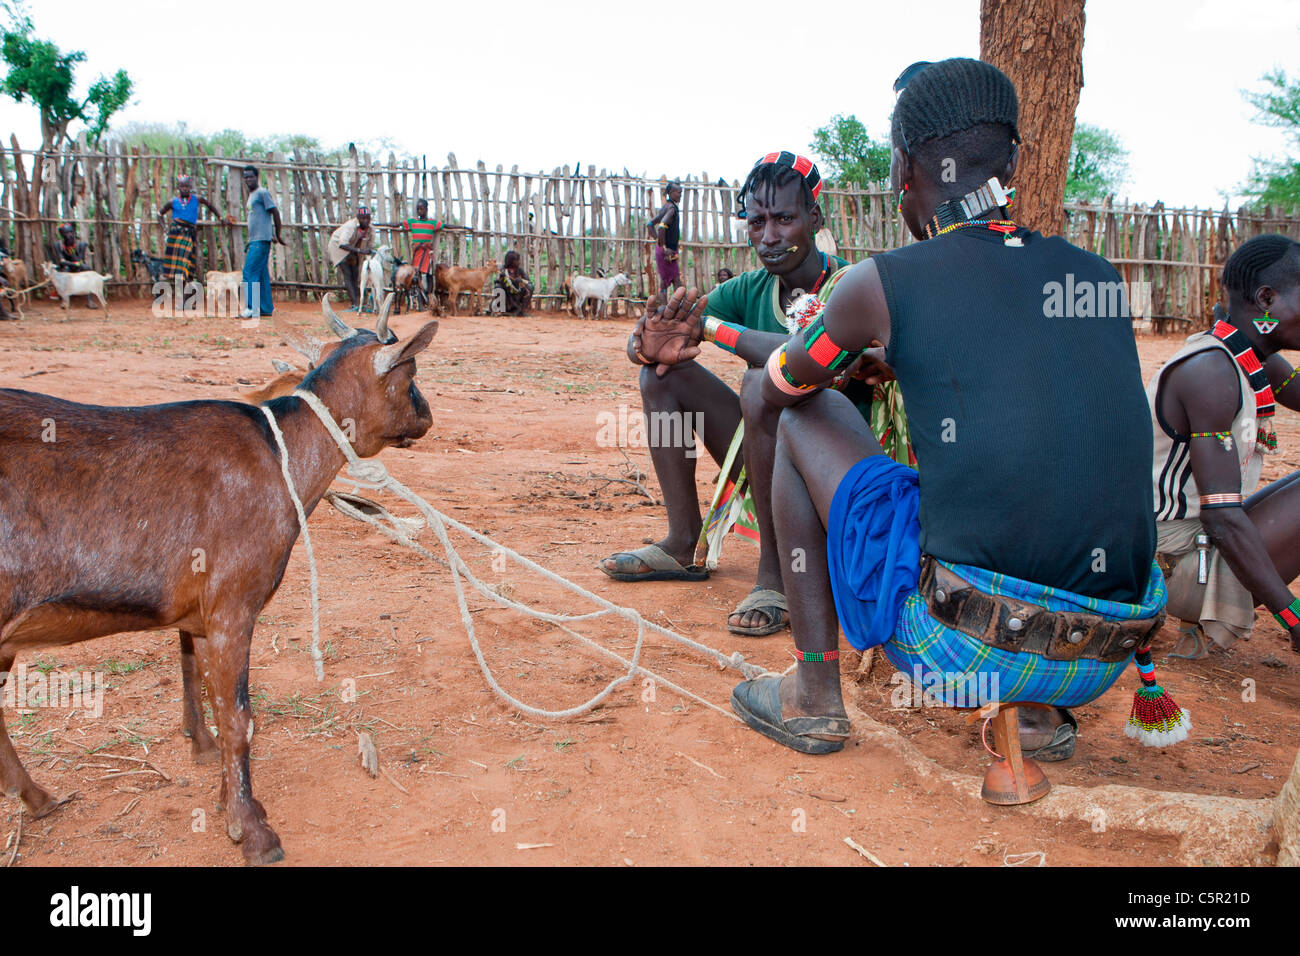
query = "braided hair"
xmin=891 ymin=58 xmax=1020 ymax=189
xmin=736 ymin=154 xmax=822 ymax=220
xmin=1223 ymin=234 xmax=1300 ymax=308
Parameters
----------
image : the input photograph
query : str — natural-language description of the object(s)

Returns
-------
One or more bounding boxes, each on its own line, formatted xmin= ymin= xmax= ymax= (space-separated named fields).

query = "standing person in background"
xmin=328 ymin=207 xmax=375 ymax=311
xmin=238 ymin=165 xmax=284 ymax=320
xmin=649 ymin=181 xmax=683 ymax=294
xmin=158 ymin=175 xmax=233 ymax=282
xmin=399 ymin=200 xmax=446 ymax=300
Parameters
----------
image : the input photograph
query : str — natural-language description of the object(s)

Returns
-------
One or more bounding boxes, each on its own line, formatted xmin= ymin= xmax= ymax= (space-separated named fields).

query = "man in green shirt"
xmin=600 ymin=153 xmax=905 ymax=635
xmin=400 ymin=199 xmax=447 ymax=299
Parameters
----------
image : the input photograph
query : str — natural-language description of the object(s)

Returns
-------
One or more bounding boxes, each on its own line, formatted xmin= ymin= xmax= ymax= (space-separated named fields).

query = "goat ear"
xmin=374 ymin=321 xmax=438 ymax=375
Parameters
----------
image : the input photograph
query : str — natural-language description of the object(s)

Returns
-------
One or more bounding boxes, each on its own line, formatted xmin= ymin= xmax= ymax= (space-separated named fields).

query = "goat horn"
xmin=375 ymin=293 xmax=396 ymax=343
xmin=321 ymin=293 xmax=357 ymax=340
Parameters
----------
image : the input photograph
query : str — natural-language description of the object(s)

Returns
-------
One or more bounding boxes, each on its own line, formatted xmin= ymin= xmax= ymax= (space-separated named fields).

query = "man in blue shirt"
xmin=239 ymin=165 xmax=285 ymax=319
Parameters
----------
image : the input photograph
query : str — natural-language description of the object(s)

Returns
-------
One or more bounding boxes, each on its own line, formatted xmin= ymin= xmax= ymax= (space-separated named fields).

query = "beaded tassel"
xmin=1125 ymin=646 xmax=1191 ymax=747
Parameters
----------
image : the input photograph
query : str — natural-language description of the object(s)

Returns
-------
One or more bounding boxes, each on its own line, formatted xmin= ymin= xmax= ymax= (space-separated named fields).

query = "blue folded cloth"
xmin=825 ymin=454 xmax=922 ymax=650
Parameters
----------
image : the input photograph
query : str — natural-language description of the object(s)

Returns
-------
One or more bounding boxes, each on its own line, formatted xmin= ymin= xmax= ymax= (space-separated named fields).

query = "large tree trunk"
xmin=980 ymin=0 xmax=1085 ymax=238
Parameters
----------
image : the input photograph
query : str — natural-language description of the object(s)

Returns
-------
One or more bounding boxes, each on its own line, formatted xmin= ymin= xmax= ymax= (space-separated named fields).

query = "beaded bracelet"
xmin=1189 ymin=430 xmax=1233 ymax=451
xmin=794 ymin=649 xmax=839 ymax=662
xmin=1273 ymin=597 xmax=1300 ymax=630
xmin=1277 ymin=367 xmax=1299 ymax=395
xmin=703 ymin=317 xmax=744 ymax=355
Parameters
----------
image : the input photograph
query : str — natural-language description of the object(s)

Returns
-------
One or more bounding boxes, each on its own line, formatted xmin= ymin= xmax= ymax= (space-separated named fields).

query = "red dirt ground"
xmin=2 ymin=295 xmax=1297 ymax=867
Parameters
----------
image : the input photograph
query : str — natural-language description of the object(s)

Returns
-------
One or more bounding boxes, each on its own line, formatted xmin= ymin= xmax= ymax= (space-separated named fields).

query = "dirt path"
xmin=2 ymin=298 xmax=1297 ymax=866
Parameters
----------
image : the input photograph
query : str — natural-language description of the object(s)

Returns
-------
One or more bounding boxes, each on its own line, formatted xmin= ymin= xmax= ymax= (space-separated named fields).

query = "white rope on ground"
xmin=260 ymin=388 xmax=772 ymax=720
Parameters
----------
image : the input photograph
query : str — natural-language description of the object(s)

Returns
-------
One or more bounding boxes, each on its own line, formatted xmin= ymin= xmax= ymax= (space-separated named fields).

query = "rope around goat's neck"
xmin=262 ymin=389 xmax=770 ymax=719
xmin=259 ymin=403 xmax=325 ymax=681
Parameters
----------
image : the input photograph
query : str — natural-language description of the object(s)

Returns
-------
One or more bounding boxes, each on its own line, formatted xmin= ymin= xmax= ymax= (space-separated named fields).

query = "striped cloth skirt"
xmin=826 ymin=454 xmax=1167 ymax=709
xmin=162 ymin=221 xmax=197 ymax=280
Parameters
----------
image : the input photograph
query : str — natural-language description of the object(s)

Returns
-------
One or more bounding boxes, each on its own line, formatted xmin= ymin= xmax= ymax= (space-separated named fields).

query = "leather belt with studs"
xmin=918 ymin=555 xmax=1164 ymax=664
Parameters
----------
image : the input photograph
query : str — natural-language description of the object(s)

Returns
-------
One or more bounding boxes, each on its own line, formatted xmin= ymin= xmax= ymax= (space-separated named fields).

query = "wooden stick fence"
xmin=3 ymin=135 xmax=1298 ymax=326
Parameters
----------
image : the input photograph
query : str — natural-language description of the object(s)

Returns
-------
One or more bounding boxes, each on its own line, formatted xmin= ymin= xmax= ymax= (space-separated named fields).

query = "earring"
xmin=1255 ymin=309 xmax=1279 ymax=335
xmin=897 ymin=183 xmax=909 ymax=212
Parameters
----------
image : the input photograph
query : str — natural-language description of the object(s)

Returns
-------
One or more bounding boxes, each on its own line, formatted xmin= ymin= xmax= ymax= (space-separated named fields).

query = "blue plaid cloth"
xmin=883 ymin=561 xmax=1166 ymax=708
xmin=827 ymin=455 xmax=1167 ymax=708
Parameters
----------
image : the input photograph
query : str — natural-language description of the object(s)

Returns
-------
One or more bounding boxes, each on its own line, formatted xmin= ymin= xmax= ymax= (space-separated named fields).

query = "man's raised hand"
xmin=635 ymin=287 xmax=709 ymax=377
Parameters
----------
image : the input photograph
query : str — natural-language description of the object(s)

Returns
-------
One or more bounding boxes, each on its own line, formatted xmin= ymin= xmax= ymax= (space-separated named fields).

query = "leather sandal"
xmin=730 ymin=676 xmax=848 ymax=755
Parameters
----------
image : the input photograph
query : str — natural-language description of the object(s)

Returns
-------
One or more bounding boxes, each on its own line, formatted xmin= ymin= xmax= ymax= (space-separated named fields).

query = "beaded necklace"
xmin=932 ymin=218 xmax=1022 ymax=245
xmin=1209 ymin=318 xmax=1279 ymax=454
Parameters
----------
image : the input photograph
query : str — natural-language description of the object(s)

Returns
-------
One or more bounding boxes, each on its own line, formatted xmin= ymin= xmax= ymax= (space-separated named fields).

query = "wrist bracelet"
xmin=703 ymin=317 xmax=744 ymax=354
xmin=1199 ymin=492 xmax=1243 ymax=510
xmin=1272 ymin=597 xmax=1300 ymax=629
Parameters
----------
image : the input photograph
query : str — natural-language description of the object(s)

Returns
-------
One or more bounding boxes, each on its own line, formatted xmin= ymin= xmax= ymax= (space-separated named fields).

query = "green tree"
xmin=0 ymin=4 xmax=132 ymax=150
xmin=1242 ymin=68 xmax=1300 ymax=210
xmin=810 ymin=113 xmax=891 ymax=188
xmin=112 ymin=121 xmax=330 ymax=158
xmin=1065 ymin=123 xmax=1128 ymax=203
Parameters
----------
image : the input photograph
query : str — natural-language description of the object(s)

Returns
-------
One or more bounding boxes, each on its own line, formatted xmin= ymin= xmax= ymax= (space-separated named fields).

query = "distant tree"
xmin=0 ymin=3 xmax=132 ymax=150
xmin=1242 ymin=68 xmax=1300 ymax=210
xmin=1065 ymin=123 xmax=1129 ymax=202
xmin=809 ymin=113 xmax=891 ymax=188
xmin=111 ymin=122 xmax=328 ymax=157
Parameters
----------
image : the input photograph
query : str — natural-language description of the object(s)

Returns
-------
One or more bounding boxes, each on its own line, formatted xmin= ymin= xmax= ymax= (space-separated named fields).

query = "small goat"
xmin=1 ymin=257 xmax=28 ymax=317
xmin=205 ymin=270 xmax=242 ymax=314
xmin=131 ymin=249 xmax=166 ymax=284
xmin=392 ymin=262 xmax=423 ymax=315
xmin=42 ymin=262 xmax=111 ymax=317
xmin=435 ymin=259 xmax=498 ymax=315
xmin=0 ymin=294 xmax=436 ymax=865
xmin=569 ymin=271 xmax=628 ymax=319
xmin=358 ymin=246 xmax=398 ymax=314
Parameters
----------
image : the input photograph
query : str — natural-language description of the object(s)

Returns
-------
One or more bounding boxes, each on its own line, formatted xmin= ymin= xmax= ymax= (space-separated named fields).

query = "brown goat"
xmin=2 ymin=258 xmax=28 ymax=316
xmin=0 ymin=293 xmax=436 ymax=865
xmin=392 ymin=263 xmax=419 ymax=315
xmin=434 ymin=259 xmax=497 ymax=315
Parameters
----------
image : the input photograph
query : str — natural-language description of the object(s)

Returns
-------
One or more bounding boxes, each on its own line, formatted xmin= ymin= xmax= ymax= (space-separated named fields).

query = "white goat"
xmin=569 ymin=271 xmax=628 ymax=319
xmin=358 ymin=245 xmax=394 ymax=314
xmin=43 ymin=262 xmax=110 ymax=317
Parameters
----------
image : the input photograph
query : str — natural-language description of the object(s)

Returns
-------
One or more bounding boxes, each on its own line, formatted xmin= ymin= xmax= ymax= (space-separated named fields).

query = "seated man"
xmin=328 ymin=206 xmax=375 ymax=310
xmin=495 ymin=251 xmax=533 ymax=316
xmin=1148 ymin=234 xmax=1300 ymax=658
xmin=601 ymin=153 xmax=911 ymax=637
xmin=643 ymin=59 xmax=1174 ymax=758
xmin=51 ymin=224 xmax=96 ymax=309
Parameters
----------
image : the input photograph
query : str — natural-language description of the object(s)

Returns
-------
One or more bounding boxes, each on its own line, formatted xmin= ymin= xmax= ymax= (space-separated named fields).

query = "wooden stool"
xmin=968 ymin=703 xmax=1051 ymax=806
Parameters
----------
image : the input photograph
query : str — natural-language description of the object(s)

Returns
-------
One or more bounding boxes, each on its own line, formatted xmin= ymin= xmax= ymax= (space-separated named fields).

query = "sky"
xmin=1 ymin=0 xmax=1296 ymax=209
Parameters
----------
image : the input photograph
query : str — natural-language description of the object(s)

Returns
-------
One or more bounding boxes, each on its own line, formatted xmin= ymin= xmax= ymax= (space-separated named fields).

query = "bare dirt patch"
xmin=2 ymin=298 xmax=1296 ymax=866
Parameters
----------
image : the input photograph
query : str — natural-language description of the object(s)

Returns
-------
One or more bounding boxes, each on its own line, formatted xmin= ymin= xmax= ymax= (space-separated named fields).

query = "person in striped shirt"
xmin=401 ymin=200 xmax=445 ymax=298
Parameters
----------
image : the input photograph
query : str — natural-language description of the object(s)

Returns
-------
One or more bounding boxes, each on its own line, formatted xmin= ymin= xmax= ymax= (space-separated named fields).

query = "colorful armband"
xmin=1272 ymin=597 xmax=1300 ymax=630
xmin=801 ymin=315 xmax=861 ymax=373
xmin=766 ymin=343 xmax=822 ymax=397
xmin=703 ymin=317 xmax=744 ymax=355
xmin=1199 ymin=492 xmax=1243 ymax=510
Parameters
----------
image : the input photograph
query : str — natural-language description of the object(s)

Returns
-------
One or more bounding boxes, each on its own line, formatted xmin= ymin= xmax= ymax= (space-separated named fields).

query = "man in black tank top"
xmin=636 ymin=59 xmax=1165 ymax=760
